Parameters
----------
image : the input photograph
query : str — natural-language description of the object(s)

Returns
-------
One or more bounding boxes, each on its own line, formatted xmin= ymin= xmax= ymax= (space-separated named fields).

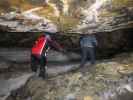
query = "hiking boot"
xmin=39 ymin=70 xmax=48 ymax=79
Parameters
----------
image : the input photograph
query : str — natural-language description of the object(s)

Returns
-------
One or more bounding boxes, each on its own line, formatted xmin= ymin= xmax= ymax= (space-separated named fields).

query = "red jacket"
xmin=32 ymin=34 xmax=62 ymax=57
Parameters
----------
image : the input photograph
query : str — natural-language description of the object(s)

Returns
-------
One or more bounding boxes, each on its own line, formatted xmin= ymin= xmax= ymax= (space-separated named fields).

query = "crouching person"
xmin=31 ymin=32 xmax=64 ymax=79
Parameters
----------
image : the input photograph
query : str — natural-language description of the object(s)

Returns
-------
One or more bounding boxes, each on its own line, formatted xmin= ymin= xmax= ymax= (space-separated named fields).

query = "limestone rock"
xmin=65 ymin=93 xmax=76 ymax=100
xmin=0 ymin=73 xmax=33 ymax=100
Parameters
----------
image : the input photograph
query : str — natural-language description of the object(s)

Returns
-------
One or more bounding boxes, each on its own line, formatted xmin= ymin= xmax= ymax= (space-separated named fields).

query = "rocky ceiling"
xmin=0 ymin=0 xmax=132 ymax=33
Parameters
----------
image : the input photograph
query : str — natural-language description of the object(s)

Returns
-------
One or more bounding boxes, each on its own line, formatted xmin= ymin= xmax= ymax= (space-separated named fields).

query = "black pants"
xmin=31 ymin=54 xmax=47 ymax=78
xmin=80 ymin=47 xmax=95 ymax=67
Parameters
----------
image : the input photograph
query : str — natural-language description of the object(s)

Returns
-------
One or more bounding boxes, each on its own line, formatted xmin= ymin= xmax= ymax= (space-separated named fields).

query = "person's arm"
xmin=47 ymin=35 xmax=64 ymax=52
xmin=51 ymin=40 xmax=63 ymax=51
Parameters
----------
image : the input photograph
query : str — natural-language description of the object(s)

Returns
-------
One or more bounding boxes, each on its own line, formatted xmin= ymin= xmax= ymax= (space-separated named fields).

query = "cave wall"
xmin=0 ymin=32 xmax=39 ymax=47
xmin=0 ymin=28 xmax=133 ymax=58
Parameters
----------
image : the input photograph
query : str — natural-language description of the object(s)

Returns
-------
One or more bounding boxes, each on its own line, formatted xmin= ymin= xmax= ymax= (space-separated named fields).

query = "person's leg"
xmin=80 ymin=47 xmax=88 ymax=67
xmin=88 ymin=47 xmax=95 ymax=64
xmin=31 ymin=54 xmax=38 ymax=72
xmin=39 ymin=55 xmax=47 ymax=79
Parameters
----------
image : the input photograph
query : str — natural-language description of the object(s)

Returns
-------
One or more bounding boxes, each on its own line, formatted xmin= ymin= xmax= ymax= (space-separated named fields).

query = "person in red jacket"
xmin=31 ymin=32 xmax=64 ymax=79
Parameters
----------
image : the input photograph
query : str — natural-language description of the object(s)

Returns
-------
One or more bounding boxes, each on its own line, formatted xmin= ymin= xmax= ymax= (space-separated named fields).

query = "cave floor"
xmin=0 ymin=49 xmax=133 ymax=100
xmin=25 ymin=52 xmax=133 ymax=100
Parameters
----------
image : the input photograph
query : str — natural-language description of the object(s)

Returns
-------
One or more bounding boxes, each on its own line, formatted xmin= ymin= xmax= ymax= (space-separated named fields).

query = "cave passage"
xmin=94 ymin=28 xmax=133 ymax=59
xmin=0 ymin=28 xmax=133 ymax=60
xmin=0 ymin=29 xmax=133 ymax=100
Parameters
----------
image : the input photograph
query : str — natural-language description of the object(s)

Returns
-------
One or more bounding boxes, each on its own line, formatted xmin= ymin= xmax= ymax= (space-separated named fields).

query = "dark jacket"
xmin=43 ymin=34 xmax=63 ymax=53
xmin=80 ymin=34 xmax=97 ymax=48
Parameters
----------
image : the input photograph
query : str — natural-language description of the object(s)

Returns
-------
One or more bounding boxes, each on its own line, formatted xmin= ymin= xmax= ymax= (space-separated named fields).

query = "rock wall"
xmin=0 ymin=28 xmax=133 ymax=58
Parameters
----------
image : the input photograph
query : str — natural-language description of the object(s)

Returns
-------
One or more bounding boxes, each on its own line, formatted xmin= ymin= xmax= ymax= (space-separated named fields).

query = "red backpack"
xmin=31 ymin=35 xmax=47 ymax=56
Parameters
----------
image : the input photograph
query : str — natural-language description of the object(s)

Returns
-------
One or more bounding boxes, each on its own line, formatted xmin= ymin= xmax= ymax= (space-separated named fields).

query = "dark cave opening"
xmin=58 ymin=28 xmax=133 ymax=60
xmin=95 ymin=28 xmax=133 ymax=59
xmin=0 ymin=28 xmax=133 ymax=60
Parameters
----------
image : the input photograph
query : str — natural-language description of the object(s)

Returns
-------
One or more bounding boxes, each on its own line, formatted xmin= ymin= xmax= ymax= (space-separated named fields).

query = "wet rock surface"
xmin=0 ymin=48 xmax=80 ymax=63
xmin=0 ymin=48 xmax=83 ymax=79
xmin=0 ymin=73 xmax=33 ymax=100
xmin=1 ymin=52 xmax=132 ymax=100
xmin=0 ymin=11 xmax=57 ymax=32
xmin=0 ymin=47 xmax=133 ymax=100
